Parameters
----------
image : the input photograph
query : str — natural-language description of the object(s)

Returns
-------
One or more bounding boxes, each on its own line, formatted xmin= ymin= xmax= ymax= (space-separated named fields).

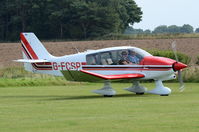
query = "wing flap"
xmin=80 ymin=70 xmax=144 ymax=80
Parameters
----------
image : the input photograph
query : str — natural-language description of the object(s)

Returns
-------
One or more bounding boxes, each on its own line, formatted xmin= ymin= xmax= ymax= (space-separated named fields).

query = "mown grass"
xmin=0 ymin=67 xmax=85 ymax=87
xmin=0 ymin=83 xmax=199 ymax=132
xmin=0 ymin=78 xmax=86 ymax=87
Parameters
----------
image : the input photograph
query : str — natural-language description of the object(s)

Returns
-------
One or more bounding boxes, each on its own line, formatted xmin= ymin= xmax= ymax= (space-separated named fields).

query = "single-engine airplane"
xmin=15 ymin=33 xmax=187 ymax=97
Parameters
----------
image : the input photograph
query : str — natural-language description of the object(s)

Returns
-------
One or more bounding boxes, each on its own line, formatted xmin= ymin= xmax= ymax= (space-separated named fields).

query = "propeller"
xmin=171 ymin=41 xmax=185 ymax=92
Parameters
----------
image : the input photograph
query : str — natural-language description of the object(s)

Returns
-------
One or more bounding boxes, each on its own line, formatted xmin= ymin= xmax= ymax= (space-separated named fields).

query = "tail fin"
xmin=20 ymin=33 xmax=53 ymax=59
xmin=19 ymin=33 xmax=54 ymax=72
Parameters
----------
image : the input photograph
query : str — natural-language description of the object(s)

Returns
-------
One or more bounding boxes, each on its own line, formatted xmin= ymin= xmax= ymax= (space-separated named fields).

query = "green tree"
xmin=114 ymin=0 xmax=142 ymax=32
xmin=153 ymin=25 xmax=168 ymax=34
xmin=48 ymin=0 xmax=72 ymax=39
xmin=195 ymin=28 xmax=199 ymax=33
xmin=0 ymin=0 xmax=6 ymax=40
xmin=124 ymin=26 xmax=144 ymax=34
xmin=30 ymin=0 xmax=53 ymax=39
xmin=0 ymin=0 xmax=142 ymax=40
xmin=180 ymin=24 xmax=193 ymax=33
xmin=144 ymin=29 xmax=151 ymax=34
xmin=63 ymin=0 xmax=120 ymax=39
xmin=124 ymin=26 xmax=134 ymax=34
xmin=167 ymin=25 xmax=180 ymax=33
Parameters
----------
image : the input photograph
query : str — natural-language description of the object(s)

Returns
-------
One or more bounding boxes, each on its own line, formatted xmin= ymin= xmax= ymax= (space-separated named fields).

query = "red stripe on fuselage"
xmin=82 ymin=68 xmax=172 ymax=71
xmin=81 ymin=62 xmax=87 ymax=65
xmin=82 ymin=66 xmax=172 ymax=71
xmin=36 ymin=62 xmax=52 ymax=65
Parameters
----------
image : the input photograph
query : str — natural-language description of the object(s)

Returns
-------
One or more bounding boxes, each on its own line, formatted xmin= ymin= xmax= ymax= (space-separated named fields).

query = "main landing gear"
xmin=124 ymin=81 xmax=147 ymax=95
xmin=92 ymin=80 xmax=116 ymax=97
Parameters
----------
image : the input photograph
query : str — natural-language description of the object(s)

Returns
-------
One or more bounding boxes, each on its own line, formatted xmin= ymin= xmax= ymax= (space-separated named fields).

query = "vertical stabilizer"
xmin=20 ymin=33 xmax=55 ymax=73
xmin=20 ymin=33 xmax=53 ymax=60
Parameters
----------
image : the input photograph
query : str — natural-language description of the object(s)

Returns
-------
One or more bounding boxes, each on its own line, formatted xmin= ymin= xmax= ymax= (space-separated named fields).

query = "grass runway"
xmin=0 ymin=83 xmax=199 ymax=132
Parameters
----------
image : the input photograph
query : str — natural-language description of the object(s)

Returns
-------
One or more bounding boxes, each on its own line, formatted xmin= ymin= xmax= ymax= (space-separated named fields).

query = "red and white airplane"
xmin=15 ymin=33 xmax=187 ymax=96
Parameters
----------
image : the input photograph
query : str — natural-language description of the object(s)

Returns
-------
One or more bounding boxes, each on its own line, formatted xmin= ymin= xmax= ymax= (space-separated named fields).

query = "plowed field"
xmin=0 ymin=38 xmax=199 ymax=68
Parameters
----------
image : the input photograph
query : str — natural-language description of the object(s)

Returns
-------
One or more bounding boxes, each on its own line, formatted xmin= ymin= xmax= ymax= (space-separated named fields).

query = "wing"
xmin=80 ymin=70 xmax=144 ymax=80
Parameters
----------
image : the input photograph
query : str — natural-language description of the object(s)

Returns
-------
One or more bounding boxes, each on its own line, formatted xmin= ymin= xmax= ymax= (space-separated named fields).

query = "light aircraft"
xmin=15 ymin=33 xmax=187 ymax=97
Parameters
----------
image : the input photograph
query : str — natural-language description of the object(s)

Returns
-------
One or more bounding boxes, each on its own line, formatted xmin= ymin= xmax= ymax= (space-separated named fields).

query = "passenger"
xmin=128 ymin=50 xmax=140 ymax=64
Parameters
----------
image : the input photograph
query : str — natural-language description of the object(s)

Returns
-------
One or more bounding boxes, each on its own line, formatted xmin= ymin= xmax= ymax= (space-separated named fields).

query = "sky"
xmin=133 ymin=0 xmax=199 ymax=30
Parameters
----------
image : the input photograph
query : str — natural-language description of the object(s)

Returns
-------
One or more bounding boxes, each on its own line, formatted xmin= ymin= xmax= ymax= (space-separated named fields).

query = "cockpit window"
xmin=86 ymin=48 xmax=152 ymax=65
xmin=119 ymin=50 xmax=141 ymax=65
xmin=86 ymin=54 xmax=100 ymax=65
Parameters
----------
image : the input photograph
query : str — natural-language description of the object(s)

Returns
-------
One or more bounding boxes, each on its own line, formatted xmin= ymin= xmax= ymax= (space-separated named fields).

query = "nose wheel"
xmin=147 ymin=80 xmax=171 ymax=95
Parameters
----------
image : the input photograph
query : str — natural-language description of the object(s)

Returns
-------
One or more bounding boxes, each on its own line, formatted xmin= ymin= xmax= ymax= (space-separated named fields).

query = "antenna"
xmin=72 ymin=43 xmax=80 ymax=53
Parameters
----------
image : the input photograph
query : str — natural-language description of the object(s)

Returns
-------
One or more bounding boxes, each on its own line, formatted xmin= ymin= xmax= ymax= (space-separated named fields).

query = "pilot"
xmin=119 ymin=51 xmax=132 ymax=65
xmin=128 ymin=50 xmax=140 ymax=64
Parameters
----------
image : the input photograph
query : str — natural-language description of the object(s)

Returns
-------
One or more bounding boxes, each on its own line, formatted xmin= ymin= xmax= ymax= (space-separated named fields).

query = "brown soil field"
xmin=0 ymin=38 xmax=199 ymax=68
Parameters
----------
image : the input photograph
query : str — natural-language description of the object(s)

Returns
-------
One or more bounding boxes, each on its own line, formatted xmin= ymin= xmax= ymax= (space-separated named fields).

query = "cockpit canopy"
xmin=86 ymin=47 xmax=152 ymax=65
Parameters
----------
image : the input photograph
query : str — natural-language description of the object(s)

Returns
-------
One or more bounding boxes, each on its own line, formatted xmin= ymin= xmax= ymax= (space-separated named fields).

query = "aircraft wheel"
xmin=104 ymin=95 xmax=113 ymax=97
xmin=136 ymin=92 xmax=144 ymax=95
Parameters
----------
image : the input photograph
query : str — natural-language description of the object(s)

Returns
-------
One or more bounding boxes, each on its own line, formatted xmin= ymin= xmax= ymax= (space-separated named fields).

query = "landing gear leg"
xmin=124 ymin=81 xmax=147 ymax=95
xmin=147 ymin=80 xmax=171 ymax=96
xmin=92 ymin=80 xmax=116 ymax=97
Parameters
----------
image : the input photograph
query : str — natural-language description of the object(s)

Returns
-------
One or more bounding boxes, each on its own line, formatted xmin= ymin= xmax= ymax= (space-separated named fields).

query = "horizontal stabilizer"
xmin=13 ymin=59 xmax=49 ymax=63
xmin=80 ymin=70 xmax=145 ymax=80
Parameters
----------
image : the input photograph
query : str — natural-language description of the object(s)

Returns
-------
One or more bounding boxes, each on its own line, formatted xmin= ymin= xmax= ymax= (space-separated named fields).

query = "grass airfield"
xmin=0 ymin=83 xmax=199 ymax=132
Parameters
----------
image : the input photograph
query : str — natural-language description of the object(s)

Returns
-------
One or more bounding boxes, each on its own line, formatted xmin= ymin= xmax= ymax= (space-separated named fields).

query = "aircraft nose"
xmin=173 ymin=62 xmax=187 ymax=71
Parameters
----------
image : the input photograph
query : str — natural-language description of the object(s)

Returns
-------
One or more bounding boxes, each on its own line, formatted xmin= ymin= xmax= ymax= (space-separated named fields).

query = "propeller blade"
xmin=178 ymin=70 xmax=185 ymax=92
xmin=171 ymin=41 xmax=179 ymax=62
xmin=171 ymin=41 xmax=185 ymax=91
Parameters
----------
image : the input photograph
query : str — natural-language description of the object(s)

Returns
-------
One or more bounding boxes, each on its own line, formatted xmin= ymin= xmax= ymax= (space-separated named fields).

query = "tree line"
xmin=125 ymin=24 xmax=199 ymax=34
xmin=0 ymin=0 xmax=142 ymax=41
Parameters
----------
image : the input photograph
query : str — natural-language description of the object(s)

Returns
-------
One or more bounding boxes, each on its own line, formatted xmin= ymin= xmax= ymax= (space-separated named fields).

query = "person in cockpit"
xmin=119 ymin=51 xmax=132 ymax=65
xmin=128 ymin=50 xmax=140 ymax=64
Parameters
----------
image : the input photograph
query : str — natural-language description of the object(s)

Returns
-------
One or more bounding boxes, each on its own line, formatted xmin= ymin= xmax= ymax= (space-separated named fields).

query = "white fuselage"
xmin=32 ymin=46 xmax=176 ymax=82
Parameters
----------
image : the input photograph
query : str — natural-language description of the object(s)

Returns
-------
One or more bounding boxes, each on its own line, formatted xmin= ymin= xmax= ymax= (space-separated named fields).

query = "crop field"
xmin=1 ymin=37 xmax=199 ymax=68
xmin=0 ymin=83 xmax=199 ymax=132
